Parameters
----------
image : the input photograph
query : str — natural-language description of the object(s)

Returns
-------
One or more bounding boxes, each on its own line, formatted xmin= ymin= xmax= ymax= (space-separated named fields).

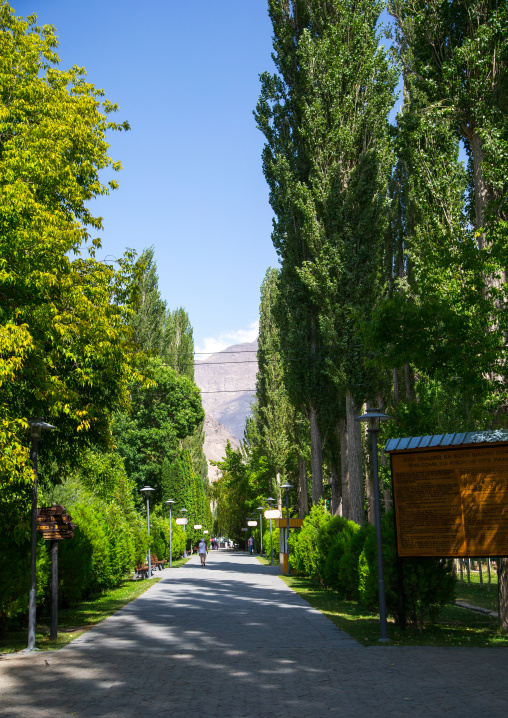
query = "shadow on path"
xmin=1 ymin=552 xmax=508 ymax=718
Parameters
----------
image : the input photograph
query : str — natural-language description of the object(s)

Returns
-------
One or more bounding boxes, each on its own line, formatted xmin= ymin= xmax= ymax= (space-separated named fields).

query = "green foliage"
xmin=322 ymin=520 xmax=362 ymax=596
xmin=359 ymin=512 xmax=456 ymax=631
xmin=262 ymin=526 xmax=280 ymax=560
xmin=0 ymin=4 xmax=140 ymax=485
xmin=113 ymin=357 xmax=204 ymax=500
xmin=291 ymin=502 xmax=335 ymax=579
xmin=211 ymin=442 xmax=251 ymax=541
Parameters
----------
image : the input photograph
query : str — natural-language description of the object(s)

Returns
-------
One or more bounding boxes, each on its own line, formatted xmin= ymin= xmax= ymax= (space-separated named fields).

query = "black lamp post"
xmin=140 ymin=487 xmax=155 ymax=577
xmin=165 ymin=499 xmax=175 ymax=567
xmin=281 ymin=483 xmax=292 ymax=575
xmin=355 ymin=407 xmax=391 ymax=642
xmin=180 ymin=508 xmax=188 ymax=557
xmin=256 ymin=506 xmax=264 ymax=555
xmin=266 ymin=496 xmax=275 ymax=565
xmin=26 ymin=418 xmax=55 ymax=651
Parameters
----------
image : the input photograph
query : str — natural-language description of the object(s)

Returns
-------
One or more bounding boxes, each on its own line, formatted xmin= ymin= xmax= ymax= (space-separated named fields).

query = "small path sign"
xmin=36 ymin=504 xmax=75 ymax=639
xmin=37 ymin=506 xmax=76 ymax=540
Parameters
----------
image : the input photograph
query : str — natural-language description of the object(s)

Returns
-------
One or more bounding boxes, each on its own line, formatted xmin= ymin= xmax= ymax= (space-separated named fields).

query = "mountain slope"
xmin=194 ymin=339 xmax=258 ymax=481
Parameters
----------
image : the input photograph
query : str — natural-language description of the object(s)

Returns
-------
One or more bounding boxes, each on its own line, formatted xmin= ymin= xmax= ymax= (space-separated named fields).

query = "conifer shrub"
xmin=337 ymin=524 xmax=369 ymax=600
xmin=323 ymin=519 xmax=363 ymax=595
xmin=291 ymin=503 xmax=336 ymax=580
xmin=359 ymin=511 xmax=456 ymax=631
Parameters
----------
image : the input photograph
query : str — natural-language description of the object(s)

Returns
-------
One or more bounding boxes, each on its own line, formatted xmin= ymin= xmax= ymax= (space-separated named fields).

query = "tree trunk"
xmin=499 ymin=558 xmax=508 ymax=632
xmin=471 ymin=132 xmax=490 ymax=247
xmin=297 ymin=455 xmax=309 ymax=518
xmin=276 ymin=471 xmax=282 ymax=512
xmin=339 ymin=417 xmax=350 ymax=520
xmin=330 ymin=462 xmax=342 ymax=515
xmin=309 ymin=406 xmax=323 ymax=504
xmin=404 ymin=364 xmax=414 ymax=402
xmin=363 ymin=418 xmax=374 ymax=525
xmin=346 ymin=390 xmax=364 ymax=525
xmin=393 ymin=368 xmax=399 ymax=406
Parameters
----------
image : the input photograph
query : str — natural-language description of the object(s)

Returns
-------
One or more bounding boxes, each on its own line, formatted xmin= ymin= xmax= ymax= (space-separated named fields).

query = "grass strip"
xmin=455 ymin=570 xmax=498 ymax=612
xmin=0 ymin=557 xmax=191 ymax=654
xmin=278 ymin=573 xmax=508 ymax=648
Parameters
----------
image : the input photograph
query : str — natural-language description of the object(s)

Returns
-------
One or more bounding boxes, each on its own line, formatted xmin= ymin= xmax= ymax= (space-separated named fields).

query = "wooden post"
xmin=488 ymin=558 xmax=491 ymax=592
xmin=466 ymin=558 xmax=471 ymax=587
xmin=50 ymin=540 xmax=58 ymax=640
xmin=479 ymin=558 xmax=483 ymax=587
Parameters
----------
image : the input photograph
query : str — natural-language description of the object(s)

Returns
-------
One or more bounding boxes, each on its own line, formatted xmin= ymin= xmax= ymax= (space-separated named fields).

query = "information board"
xmin=390 ymin=444 xmax=508 ymax=557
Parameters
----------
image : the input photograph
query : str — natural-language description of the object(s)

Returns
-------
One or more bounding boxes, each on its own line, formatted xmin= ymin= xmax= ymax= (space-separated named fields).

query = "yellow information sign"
xmin=390 ymin=444 xmax=508 ymax=557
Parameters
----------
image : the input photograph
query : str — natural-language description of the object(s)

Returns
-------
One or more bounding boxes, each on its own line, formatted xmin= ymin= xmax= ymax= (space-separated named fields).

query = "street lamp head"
xmin=140 ymin=486 xmax=155 ymax=494
xmin=281 ymin=483 xmax=292 ymax=490
xmin=29 ymin=418 xmax=55 ymax=440
xmin=355 ymin=408 xmax=391 ymax=432
xmin=256 ymin=506 xmax=264 ymax=511
xmin=165 ymin=499 xmax=175 ymax=505
xmin=266 ymin=496 xmax=275 ymax=504
xmin=180 ymin=508 xmax=187 ymax=514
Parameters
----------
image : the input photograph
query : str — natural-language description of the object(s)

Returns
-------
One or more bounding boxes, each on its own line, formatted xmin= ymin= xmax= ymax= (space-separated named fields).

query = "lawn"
xmin=0 ymin=557 xmax=190 ymax=654
xmin=274 ymin=571 xmax=508 ymax=648
xmin=455 ymin=567 xmax=498 ymax=613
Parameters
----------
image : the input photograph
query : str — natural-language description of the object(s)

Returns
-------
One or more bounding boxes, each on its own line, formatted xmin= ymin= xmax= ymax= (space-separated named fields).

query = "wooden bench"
xmin=151 ymin=554 xmax=165 ymax=571
xmin=135 ymin=554 xmax=166 ymax=579
xmin=135 ymin=564 xmax=149 ymax=579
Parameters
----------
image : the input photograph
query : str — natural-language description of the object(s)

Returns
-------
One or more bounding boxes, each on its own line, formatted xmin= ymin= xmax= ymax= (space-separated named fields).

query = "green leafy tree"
xmin=113 ymin=358 xmax=204 ymax=501
xmin=0 ymin=4 xmax=137 ymax=485
xmin=255 ymin=0 xmax=397 ymax=520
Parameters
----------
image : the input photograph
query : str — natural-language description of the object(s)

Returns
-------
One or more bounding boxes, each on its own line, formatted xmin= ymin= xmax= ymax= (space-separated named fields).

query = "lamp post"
xmin=165 ymin=499 xmax=175 ymax=567
xmin=180 ymin=508 xmax=188 ymax=557
xmin=355 ymin=407 xmax=391 ymax=642
xmin=281 ymin=483 xmax=292 ymax=575
xmin=256 ymin=506 xmax=264 ymax=555
xmin=26 ymin=419 xmax=55 ymax=651
xmin=247 ymin=519 xmax=257 ymax=553
xmin=266 ymin=497 xmax=275 ymax=565
xmin=140 ymin=487 xmax=155 ymax=577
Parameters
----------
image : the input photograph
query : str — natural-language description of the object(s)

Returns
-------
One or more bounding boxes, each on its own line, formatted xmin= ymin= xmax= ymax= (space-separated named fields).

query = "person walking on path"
xmin=198 ymin=537 xmax=207 ymax=566
xmin=248 ymin=536 xmax=254 ymax=555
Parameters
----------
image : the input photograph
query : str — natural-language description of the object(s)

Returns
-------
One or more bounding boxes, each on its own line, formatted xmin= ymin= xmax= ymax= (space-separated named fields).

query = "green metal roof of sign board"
xmin=384 ymin=429 xmax=508 ymax=453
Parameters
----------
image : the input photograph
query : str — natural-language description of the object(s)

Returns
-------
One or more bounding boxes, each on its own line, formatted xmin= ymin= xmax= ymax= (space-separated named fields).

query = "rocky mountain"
xmin=194 ymin=340 xmax=258 ymax=481
xmin=202 ymin=415 xmax=240 ymax=483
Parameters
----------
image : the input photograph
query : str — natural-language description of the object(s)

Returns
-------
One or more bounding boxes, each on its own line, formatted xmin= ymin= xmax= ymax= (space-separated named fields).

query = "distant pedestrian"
xmin=248 ymin=536 xmax=253 ymax=555
xmin=198 ymin=538 xmax=207 ymax=566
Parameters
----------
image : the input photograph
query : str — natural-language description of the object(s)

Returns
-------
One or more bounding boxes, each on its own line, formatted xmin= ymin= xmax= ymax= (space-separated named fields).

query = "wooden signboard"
xmin=274 ymin=518 xmax=304 ymax=529
xmin=390 ymin=444 xmax=508 ymax=557
xmin=37 ymin=507 xmax=76 ymax=541
xmin=35 ymin=505 xmax=75 ymax=640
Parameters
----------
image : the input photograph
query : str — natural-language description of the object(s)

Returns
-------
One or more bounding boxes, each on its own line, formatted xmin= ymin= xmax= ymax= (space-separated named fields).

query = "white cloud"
xmin=195 ymin=320 xmax=259 ymax=359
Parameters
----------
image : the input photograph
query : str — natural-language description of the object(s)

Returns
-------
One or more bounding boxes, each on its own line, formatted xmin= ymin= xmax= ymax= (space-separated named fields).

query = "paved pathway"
xmin=1 ymin=550 xmax=508 ymax=717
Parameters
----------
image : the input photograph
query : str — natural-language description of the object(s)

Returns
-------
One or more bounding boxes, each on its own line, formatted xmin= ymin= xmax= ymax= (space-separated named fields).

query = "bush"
xmin=291 ymin=503 xmax=333 ymax=579
xmin=0 ymin=478 xmax=52 ymax=633
xmin=359 ymin=511 xmax=456 ymax=631
xmin=338 ymin=525 xmax=369 ymax=600
xmin=323 ymin=519 xmax=362 ymax=595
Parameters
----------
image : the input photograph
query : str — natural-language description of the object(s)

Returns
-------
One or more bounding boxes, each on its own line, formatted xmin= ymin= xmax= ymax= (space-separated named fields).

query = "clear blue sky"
xmin=13 ymin=0 xmax=278 ymax=355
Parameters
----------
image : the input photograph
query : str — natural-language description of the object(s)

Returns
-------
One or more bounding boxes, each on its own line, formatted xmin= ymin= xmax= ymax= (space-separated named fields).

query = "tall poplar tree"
xmin=255 ymin=0 xmax=396 ymax=521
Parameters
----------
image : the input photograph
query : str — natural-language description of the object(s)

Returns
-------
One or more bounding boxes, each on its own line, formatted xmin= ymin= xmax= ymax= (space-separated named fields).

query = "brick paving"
xmin=1 ymin=550 xmax=508 ymax=717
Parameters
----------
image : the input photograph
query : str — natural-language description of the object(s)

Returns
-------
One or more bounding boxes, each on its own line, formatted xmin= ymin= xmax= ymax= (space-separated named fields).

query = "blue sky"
xmin=13 ymin=0 xmax=279 ymax=354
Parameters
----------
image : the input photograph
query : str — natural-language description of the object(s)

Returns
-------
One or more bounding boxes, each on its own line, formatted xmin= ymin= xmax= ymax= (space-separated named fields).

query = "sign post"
xmin=36 ymin=505 xmax=75 ymax=640
xmin=386 ymin=430 xmax=508 ymax=631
